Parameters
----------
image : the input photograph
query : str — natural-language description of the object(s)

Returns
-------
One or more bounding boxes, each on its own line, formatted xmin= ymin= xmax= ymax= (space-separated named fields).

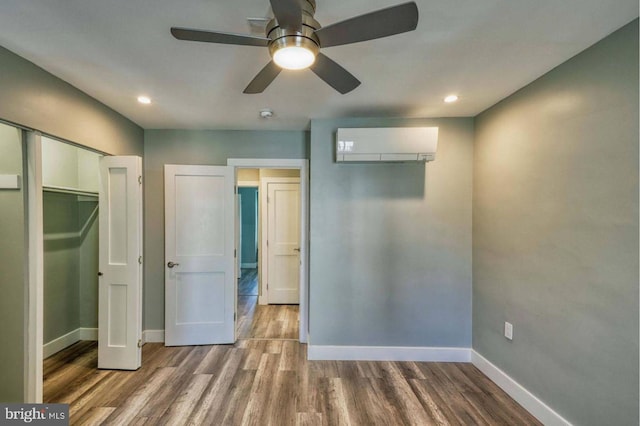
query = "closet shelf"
xmin=43 ymin=185 xmax=98 ymax=198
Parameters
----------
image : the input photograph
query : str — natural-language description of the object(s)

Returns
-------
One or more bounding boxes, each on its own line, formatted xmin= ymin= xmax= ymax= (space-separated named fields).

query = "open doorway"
xmin=40 ymin=137 xmax=102 ymax=401
xmin=235 ymin=168 xmax=301 ymax=340
xmin=41 ymin=137 xmax=101 ymax=358
xmin=26 ymin=134 xmax=143 ymax=403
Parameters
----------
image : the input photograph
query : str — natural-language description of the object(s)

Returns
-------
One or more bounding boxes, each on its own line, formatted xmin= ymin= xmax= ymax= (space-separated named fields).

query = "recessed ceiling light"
xmin=444 ymin=95 xmax=459 ymax=103
xmin=137 ymin=96 xmax=151 ymax=105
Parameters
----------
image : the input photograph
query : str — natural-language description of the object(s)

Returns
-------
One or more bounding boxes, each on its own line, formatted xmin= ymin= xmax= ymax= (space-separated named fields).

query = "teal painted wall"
xmin=473 ymin=20 xmax=639 ymax=425
xmin=239 ymin=187 xmax=258 ymax=265
xmin=310 ymin=117 xmax=474 ymax=347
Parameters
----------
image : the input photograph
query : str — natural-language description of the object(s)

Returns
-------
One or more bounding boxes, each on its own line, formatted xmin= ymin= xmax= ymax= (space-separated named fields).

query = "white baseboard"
xmin=79 ymin=327 xmax=98 ymax=341
xmin=241 ymin=263 xmax=257 ymax=269
xmin=143 ymin=329 xmax=165 ymax=343
xmin=43 ymin=327 xmax=98 ymax=359
xmin=45 ymin=328 xmax=164 ymax=357
xmin=471 ymin=351 xmax=571 ymax=426
xmin=307 ymin=344 xmax=471 ymax=362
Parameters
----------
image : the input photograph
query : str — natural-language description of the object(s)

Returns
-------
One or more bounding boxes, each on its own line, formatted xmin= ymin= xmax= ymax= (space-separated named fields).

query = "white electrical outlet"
xmin=504 ymin=322 xmax=513 ymax=340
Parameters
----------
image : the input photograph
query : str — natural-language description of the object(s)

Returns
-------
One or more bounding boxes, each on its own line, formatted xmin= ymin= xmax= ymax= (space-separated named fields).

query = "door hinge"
xmin=138 ymin=256 xmax=143 ymax=264
xmin=138 ymin=175 xmax=142 ymax=184
xmin=137 ymin=339 xmax=143 ymax=348
xmin=234 ymin=312 xmax=236 ymax=321
xmin=234 ymin=249 xmax=236 ymax=258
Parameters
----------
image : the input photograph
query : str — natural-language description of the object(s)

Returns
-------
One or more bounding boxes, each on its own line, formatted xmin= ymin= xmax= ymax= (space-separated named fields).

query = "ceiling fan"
xmin=171 ymin=0 xmax=419 ymax=94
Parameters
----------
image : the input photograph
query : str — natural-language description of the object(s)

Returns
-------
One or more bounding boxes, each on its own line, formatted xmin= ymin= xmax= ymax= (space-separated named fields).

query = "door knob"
xmin=167 ymin=261 xmax=180 ymax=268
xmin=293 ymin=248 xmax=301 ymax=252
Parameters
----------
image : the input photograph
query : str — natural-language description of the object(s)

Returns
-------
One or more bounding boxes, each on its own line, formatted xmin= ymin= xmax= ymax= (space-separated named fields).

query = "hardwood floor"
xmin=237 ymin=296 xmax=299 ymax=340
xmin=238 ymin=269 xmax=258 ymax=296
xmin=43 ymin=273 xmax=539 ymax=425
xmin=236 ymin=268 xmax=299 ymax=340
xmin=44 ymin=340 xmax=540 ymax=425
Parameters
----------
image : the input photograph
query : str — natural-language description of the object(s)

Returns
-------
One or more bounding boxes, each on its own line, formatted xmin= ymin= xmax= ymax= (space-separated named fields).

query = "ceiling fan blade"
xmin=171 ymin=27 xmax=269 ymax=47
xmin=244 ymin=61 xmax=282 ymax=94
xmin=314 ymin=2 xmax=418 ymax=48
xmin=269 ymin=0 xmax=302 ymax=31
xmin=310 ymin=53 xmax=361 ymax=94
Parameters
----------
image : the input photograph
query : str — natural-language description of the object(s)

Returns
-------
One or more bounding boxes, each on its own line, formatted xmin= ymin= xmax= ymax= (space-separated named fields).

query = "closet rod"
xmin=43 ymin=185 xmax=98 ymax=198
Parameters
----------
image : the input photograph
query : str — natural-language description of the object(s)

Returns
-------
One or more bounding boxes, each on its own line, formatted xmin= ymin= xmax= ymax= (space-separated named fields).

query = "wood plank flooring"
xmin=236 ymin=268 xmax=299 ymax=340
xmin=238 ymin=269 xmax=258 ymax=296
xmin=45 ymin=339 xmax=540 ymax=425
xmin=44 ymin=271 xmax=539 ymax=425
xmin=237 ymin=296 xmax=299 ymax=340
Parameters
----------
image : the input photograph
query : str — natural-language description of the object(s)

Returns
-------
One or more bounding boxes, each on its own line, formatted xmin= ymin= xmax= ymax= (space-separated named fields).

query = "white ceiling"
xmin=0 ymin=0 xmax=636 ymax=130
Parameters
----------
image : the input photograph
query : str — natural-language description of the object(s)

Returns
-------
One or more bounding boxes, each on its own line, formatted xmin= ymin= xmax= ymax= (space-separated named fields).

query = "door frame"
xmin=25 ymin=131 xmax=43 ymax=402
xmin=24 ymin=133 xmax=142 ymax=401
xmin=227 ymin=159 xmax=309 ymax=344
xmin=260 ymin=177 xmax=300 ymax=305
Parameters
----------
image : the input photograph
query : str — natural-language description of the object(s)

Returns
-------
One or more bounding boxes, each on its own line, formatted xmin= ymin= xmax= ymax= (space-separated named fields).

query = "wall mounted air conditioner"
xmin=336 ymin=127 xmax=438 ymax=163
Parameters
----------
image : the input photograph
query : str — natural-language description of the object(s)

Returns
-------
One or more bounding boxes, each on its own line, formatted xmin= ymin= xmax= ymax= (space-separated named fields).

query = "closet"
xmin=42 ymin=137 xmax=102 ymax=358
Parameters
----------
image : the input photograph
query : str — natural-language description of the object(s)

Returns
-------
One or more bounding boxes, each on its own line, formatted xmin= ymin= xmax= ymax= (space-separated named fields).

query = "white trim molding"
xmin=25 ymin=131 xmax=43 ymax=403
xmin=471 ymin=351 xmax=572 ymax=426
xmin=227 ymin=158 xmax=309 ymax=344
xmin=79 ymin=328 xmax=98 ymax=341
xmin=237 ymin=180 xmax=260 ymax=188
xmin=228 ymin=159 xmax=305 ymax=168
xmin=143 ymin=329 xmax=165 ymax=344
xmin=44 ymin=329 xmax=80 ymax=359
xmin=43 ymin=328 xmax=98 ymax=359
xmin=307 ymin=345 xmax=471 ymax=362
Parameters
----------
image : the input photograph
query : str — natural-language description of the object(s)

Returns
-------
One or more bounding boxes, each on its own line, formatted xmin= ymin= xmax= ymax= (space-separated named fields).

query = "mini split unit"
xmin=335 ymin=127 xmax=438 ymax=163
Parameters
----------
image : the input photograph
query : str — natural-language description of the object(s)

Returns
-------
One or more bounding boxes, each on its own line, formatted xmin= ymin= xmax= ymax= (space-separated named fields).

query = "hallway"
xmin=237 ymin=268 xmax=299 ymax=340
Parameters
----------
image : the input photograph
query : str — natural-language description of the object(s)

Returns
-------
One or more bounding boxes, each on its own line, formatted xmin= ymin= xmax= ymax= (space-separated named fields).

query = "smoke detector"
xmin=259 ymin=109 xmax=274 ymax=119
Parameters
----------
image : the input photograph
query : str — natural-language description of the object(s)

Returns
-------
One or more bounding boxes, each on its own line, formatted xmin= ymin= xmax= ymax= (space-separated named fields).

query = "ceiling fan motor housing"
xmin=171 ymin=0 xmax=418 ymax=94
xmin=266 ymin=0 xmax=321 ymax=59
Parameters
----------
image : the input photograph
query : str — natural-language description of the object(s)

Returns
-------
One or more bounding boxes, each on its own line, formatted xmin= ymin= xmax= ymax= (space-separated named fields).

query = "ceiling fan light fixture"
xmin=273 ymin=46 xmax=316 ymax=70
xmin=172 ymin=1 xmax=419 ymax=93
xmin=269 ymin=35 xmax=319 ymax=70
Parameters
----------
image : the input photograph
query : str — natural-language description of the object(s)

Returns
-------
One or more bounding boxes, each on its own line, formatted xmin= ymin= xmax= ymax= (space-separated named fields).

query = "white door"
xmin=164 ymin=165 xmax=235 ymax=346
xmin=98 ymin=156 xmax=143 ymax=370
xmin=267 ymin=182 xmax=300 ymax=304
